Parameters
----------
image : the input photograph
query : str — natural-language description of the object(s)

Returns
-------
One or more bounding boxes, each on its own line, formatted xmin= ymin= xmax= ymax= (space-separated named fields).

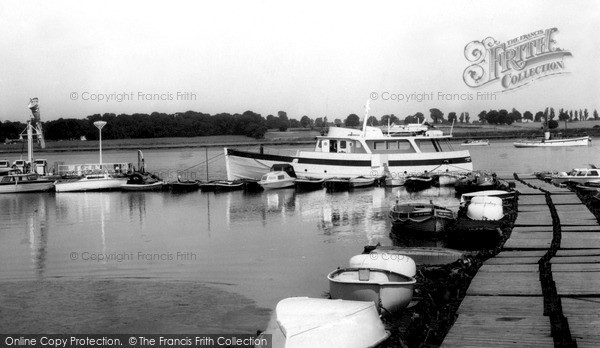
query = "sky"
xmin=0 ymin=0 xmax=598 ymax=122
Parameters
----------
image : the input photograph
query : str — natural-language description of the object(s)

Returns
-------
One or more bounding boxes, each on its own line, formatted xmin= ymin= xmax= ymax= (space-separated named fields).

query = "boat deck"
xmin=442 ymin=175 xmax=600 ymax=347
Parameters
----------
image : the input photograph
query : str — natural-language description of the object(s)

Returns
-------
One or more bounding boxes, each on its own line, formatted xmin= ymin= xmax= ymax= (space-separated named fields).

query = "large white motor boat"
xmin=55 ymin=173 xmax=127 ymax=192
xmin=225 ymin=124 xmax=472 ymax=181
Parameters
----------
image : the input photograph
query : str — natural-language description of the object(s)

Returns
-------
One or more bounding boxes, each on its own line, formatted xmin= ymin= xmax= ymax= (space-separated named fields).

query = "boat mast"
xmin=362 ymin=99 xmax=370 ymax=137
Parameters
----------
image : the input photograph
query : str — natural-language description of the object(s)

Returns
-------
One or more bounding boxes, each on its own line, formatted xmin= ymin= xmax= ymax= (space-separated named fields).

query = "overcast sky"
xmin=1 ymin=0 xmax=598 ymax=122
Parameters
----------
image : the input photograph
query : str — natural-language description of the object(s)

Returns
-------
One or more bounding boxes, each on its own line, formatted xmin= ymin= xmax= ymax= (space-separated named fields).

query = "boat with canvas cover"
xmin=466 ymin=196 xmax=504 ymax=221
xmin=328 ymin=267 xmax=416 ymax=314
xmin=225 ymin=102 xmax=472 ymax=180
xmin=256 ymin=297 xmax=389 ymax=348
xmin=459 ymin=190 xmax=514 ymax=203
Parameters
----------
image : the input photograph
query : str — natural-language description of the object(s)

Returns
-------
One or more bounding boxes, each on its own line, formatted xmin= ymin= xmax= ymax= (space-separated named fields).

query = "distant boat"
xmin=0 ymin=160 xmax=14 ymax=176
xmin=256 ymin=297 xmax=390 ymax=348
xmin=55 ymin=173 xmax=126 ymax=192
xmin=389 ymin=201 xmax=456 ymax=233
xmin=513 ymin=135 xmax=591 ymax=147
xmin=461 ymin=139 xmax=490 ymax=146
xmin=0 ymin=173 xmax=55 ymax=193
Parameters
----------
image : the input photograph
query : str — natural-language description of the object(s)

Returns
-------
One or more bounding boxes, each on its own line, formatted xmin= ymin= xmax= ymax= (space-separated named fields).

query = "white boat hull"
xmin=258 ymin=179 xmax=295 ymax=189
xmin=225 ymin=148 xmax=473 ymax=181
xmin=513 ymin=136 xmax=591 ymax=147
xmin=0 ymin=181 xmax=54 ymax=193
xmin=257 ymin=297 xmax=389 ymax=348
xmin=55 ymin=176 xmax=127 ymax=192
xmin=328 ymin=267 xmax=416 ymax=314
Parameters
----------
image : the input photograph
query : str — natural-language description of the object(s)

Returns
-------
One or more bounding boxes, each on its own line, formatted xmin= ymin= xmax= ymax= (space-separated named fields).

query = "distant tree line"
xmin=1 ymin=107 xmax=598 ymax=142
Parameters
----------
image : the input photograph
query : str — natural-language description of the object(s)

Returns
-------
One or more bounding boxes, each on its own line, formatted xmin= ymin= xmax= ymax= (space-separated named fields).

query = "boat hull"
xmin=120 ymin=181 xmax=165 ymax=191
xmin=294 ymin=178 xmax=325 ymax=191
xmin=513 ymin=136 xmax=591 ymax=147
xmin=328 ymin=268 xmax=416 ymax=314
xmin=257 ymin=297 xmax=390 ymax=348
xmin=55 ymin=177 xmax=126 ymax=192
xmin=0 ymin=181 xmax=54 ymax=193
xmin=224 ymin=148 xmax=473 ymax=181
xmin=389 ymin=203 xmax=456 ymax=234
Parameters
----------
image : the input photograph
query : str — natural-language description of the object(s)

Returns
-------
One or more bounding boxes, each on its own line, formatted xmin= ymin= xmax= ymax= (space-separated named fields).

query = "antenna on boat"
xmin=362 ymin=99 xmax=370 ymax=137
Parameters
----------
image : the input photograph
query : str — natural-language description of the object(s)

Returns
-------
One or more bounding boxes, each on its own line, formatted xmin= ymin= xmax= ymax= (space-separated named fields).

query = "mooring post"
xmin=205 ymin=147 xmax=209 ymax=182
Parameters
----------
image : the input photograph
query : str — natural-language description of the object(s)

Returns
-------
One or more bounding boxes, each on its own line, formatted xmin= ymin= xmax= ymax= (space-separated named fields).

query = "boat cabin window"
xmin=277 ymin=174 xmax=285 ymax=180
xmin=339 ymin=140 xmax=347 ymax=152
xmin=366 ymin=140 xmax=416 ymax=154
xmin=576 ymin=171 xmax=586 ymax=176
xmin=588 ymin=171 xmax=599 ymax=176
xmin=415 ymin=139 xmax=442 ymax=152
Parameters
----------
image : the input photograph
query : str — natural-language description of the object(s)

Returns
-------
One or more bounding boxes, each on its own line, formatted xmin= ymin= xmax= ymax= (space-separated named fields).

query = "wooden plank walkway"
xmin=442 ymin=174 xmax=600 ymax=347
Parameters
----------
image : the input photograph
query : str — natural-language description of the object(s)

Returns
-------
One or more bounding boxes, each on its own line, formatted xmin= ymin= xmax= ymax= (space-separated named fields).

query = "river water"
xmin=0 ymin=139 xmax=598 ymax=333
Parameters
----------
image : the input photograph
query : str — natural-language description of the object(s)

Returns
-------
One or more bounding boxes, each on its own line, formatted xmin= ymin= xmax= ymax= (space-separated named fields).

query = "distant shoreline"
xmin=1 ymin=123 xmax=598 ymax=154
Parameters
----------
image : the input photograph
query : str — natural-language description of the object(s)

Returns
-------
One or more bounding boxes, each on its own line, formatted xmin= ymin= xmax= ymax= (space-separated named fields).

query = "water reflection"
xmin=0 ymin=194 xmax=50 ymax=278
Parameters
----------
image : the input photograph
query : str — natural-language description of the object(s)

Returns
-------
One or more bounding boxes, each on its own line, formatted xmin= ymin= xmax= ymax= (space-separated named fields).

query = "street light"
xmin=94 ymin=121 xmax=107 ymax=166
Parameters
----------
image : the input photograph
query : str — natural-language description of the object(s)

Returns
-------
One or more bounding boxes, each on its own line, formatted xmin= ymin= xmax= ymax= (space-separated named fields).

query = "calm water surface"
xmin=1 ymin=139 xmax=599 ymax=331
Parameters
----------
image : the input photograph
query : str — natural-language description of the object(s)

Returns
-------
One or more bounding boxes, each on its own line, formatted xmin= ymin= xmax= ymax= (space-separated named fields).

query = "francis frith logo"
xmin=463 ymin=28 xmax=572 ymax=91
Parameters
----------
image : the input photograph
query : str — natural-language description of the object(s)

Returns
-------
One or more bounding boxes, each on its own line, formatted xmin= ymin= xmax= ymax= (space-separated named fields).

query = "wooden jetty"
xmin=442 ymin=174 xmax=600 ymax=347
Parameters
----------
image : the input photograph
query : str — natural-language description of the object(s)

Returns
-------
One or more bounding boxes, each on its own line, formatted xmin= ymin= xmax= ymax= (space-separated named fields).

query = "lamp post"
xmin=94 ymin=121 xmax=107 ymax=167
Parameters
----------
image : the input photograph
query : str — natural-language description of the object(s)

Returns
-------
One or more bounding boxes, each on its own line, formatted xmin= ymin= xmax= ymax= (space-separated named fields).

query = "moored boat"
xmin=121 ymin=180 xmax=165 ymax=191
xmin=169 ymin=179 xmax=200 ymax=192
xmin=0 ymin=160 xmax=14 ymax=176
xmin=258 ymin=164 xmax=296 ymax=189
xmin=349 ymin=176 xmax=376 ymax=188
xmin=224 ymin=112 xmax=473 ymax=181
xmin=363 ymin=245 xmax=464 ymax=266
xmin=0 ymin=173 xmax=55 ymax=193
xmin=294 ymin=177 xmax=325 ymax=191
xmin=55 ymin=173 xmax=126 ymax=192
xmin=328 ymin=267 xmax=416 ymax=314
xmin=256 ymin=297 xmax=390 ymax=348
xmin=403 ymin=174 xmax=434 ymax=191
xmin=551 ymin=167 xmax=600 ymax=185
xmin=459 ymin=190 xmax=514 ymax=204
xmin=389 ymin=201 xmax=456 ymax=233
xmin=454 ymin=171 xmax=497 ymax=194
xmin=349 ymin=253 xmax=416 ymax=277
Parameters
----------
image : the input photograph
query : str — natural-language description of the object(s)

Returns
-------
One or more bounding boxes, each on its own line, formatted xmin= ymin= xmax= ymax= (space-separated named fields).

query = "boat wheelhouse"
xmin=225 ymin=126 xmax=472 ymax=180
